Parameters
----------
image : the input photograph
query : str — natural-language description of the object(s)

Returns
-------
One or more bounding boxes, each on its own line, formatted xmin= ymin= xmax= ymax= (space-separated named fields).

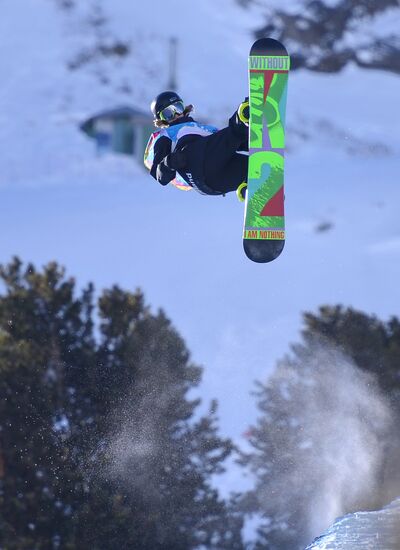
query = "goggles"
xmin=158 ymin=101 xmax=185 ymax=122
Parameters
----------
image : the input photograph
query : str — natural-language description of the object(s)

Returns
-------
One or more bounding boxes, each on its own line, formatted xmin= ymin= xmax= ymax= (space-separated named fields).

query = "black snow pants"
xmin=177 ymin=113 xmax=248 ymax=195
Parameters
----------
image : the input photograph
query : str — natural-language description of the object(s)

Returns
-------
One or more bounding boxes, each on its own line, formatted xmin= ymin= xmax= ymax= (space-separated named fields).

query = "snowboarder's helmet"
xmin=151 ymin=91 xmax=185 ymax=122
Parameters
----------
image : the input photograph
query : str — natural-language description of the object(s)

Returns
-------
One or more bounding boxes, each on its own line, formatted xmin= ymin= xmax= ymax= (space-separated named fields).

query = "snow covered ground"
xmin=306 ymin=499 xmax=400 ymax=549
xmin=1 ymin=1 xmax=400 ymax=540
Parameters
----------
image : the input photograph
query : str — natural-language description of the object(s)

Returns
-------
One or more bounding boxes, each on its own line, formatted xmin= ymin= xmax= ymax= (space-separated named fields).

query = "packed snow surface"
xmin=306 ymin=499 xmax=400 ymax=549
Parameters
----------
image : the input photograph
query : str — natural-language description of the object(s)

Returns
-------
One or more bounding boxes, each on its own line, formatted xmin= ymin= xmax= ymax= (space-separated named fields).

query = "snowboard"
xmin=243 ymin=38 xmax=290 ymax=263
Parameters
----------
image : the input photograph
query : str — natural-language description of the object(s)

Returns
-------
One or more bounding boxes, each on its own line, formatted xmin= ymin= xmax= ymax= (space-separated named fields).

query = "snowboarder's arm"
xmin=151 ymin=136 xmax=175 ymax=185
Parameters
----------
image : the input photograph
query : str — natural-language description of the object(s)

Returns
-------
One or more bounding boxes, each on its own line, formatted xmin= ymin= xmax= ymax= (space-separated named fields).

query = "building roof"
xmin=81 ymin=105 xmax=152 ymax=133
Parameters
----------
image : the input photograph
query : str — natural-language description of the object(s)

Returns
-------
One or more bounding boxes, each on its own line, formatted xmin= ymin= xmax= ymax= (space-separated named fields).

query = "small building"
xmin=80 ymin=106 xmax=154 ymax=165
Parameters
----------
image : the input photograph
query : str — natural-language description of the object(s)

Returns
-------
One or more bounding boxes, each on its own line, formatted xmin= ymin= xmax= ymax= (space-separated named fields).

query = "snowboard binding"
xmin=236 ymin=182 xmax=247 ymax=202
xmin=237 ymin=99 xmax=250 ymax=126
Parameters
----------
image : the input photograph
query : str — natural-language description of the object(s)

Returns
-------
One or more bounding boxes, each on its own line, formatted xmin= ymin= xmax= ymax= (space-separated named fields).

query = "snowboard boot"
xmin=237 ymin=98 xmax=250 ymax=126
xmin=236 ymin=181 xmax=247 ymax=202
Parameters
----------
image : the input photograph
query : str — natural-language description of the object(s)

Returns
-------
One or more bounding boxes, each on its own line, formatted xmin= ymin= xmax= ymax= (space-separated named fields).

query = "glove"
xmin=165 ymin=150 xmax=186 ymax=170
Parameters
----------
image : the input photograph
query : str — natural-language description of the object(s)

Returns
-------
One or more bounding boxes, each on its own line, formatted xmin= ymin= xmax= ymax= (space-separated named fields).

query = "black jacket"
xmin=150 ymin=116 xmax=200 ymax=186
xmin=149 ymin=112 xmax=248 ymax=195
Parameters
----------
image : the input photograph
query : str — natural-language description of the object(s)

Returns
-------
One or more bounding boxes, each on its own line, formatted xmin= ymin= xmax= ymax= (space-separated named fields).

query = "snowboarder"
xmin=144 ymin=91 xmax=249 ymax=199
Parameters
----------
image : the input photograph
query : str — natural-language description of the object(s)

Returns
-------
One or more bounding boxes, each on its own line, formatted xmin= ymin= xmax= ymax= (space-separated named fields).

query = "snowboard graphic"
xmin=243 ymin=38 xmax=290 ymax=263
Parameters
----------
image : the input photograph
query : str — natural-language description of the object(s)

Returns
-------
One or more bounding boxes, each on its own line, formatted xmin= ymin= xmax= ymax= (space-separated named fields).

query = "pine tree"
xmin=302 ymin=305 xmax=400 ymax=400
xmin=0 ymin=258 xmax=244 ymax=549
xmin=0 ymin=257 xmax=96 ymax=549
xmin=79 ymin=285 xmax=243 ymax=549
xmin=249 ymin=0 xmax=400 ymax=74
xmin=241 ymin=305 xmax=400 ymax=549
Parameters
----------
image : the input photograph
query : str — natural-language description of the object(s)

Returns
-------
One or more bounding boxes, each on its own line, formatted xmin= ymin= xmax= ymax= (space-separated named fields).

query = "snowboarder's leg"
xmin=206 ymin=151 xmax=248 ymax=193
xmin=203 ymin=109 xmax=249 ymax=193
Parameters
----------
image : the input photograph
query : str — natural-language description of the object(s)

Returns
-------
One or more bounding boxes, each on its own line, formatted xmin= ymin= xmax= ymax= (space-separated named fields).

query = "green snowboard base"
xmin=243 ymin=38 xmax=290 ymax=263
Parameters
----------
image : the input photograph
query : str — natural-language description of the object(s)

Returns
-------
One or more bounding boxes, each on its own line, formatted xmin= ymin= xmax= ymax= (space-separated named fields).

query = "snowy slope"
xmin=1 ymin=1 xmax=400 ymax=528
xmin=1 ymin=0 xmax=399 ymax=187
xmin=307 ymin=499 xmax=400 ymax=549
